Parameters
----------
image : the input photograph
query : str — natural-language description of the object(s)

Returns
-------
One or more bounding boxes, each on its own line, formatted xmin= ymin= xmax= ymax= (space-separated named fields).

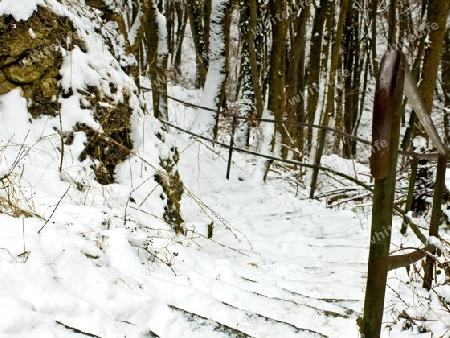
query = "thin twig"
xmin=38 ymin=187 xmax=70 ymax=234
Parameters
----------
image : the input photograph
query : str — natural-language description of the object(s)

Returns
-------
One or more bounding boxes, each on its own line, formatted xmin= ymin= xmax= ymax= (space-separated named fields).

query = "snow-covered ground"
xmin=0 ymin=85 xmax=370 ymax=336
xmin=0 ymin=1 xmax=449 ymax=337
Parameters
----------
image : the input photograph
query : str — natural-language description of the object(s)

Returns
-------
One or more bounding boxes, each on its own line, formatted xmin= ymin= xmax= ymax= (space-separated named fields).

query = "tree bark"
xmin=419 ymin=0 xmax=450 ymax=118
xmin=342 ymin=4 xmax=360 ymax=158
xmin=423 ymin=154 xmax=447 ymax=290
xmin=143 ymin=1 xmax=161 ymax=118
xmin=286 ymin=4 xmax=310 ymax=159
xmin=321 ymin=0 xmax=351 ymax=129
xmin=442 ymin=28 xmax=450 ymax=144
xmin=267 ymin=0 xmax=288 ymax=158
xmin=191 ymin=0 xmax=230 ymax=137
xmin=370 ymin=0 xmax=378 ymax=76
xmin=305 ymin=0 xmax=328 ymax=149
xmin=186 ymin=0 xmax=208 ymax=87
xmin=387 ymin=0 xmax=397 ymax=46
xmin=247 ymin=0 xmax=264 ymax=120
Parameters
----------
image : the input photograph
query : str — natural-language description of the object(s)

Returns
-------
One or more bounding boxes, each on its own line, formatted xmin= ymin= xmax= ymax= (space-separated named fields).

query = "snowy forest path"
xmin=152 ymin=137 xmax=372 ymax=337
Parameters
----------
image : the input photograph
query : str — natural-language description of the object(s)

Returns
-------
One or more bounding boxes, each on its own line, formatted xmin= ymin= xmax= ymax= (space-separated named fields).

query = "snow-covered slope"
xmin=0 ymin=1 xmax=449 ymax=338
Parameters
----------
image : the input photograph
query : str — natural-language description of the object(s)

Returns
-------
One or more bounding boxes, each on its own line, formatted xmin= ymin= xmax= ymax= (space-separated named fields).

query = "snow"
xmin=0 ymin=0 xmax=42 ymax=21
xmin=0 ymin=82 xmax=370 ymax=337
xmin=250 ymin=110 xmax=275 ymax=183
xmin=0 ymin=1 xmax=448 ymax=337
xmin=191 ymin=0 xmax=228 ymax=136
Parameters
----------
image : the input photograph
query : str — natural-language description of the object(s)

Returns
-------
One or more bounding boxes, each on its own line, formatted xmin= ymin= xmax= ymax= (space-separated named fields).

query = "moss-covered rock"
xmin=3 ymin=64 xmax=41 ymax=83
xmin=0 ymin=6 xmax=134 ymax=185
xmin=0 ymin=70 xmax=16 ymax=94
xmin=79 ymin=89 xmax=133 ymax=184
xmin=0 ymin=6 xmax=84 ymax=117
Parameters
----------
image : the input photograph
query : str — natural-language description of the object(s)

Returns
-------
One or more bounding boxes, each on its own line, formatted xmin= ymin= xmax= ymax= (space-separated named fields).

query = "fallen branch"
xmin=55 ymin=321 xmax=101 ymax=338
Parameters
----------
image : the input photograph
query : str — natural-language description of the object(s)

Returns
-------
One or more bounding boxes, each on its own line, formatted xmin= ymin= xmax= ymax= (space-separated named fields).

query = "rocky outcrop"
xmin=79 ymin=88 xmax=133 ymax=185
xmin=0 ymin=6 xmax=133 ymax=185
xmin=0 ymin=6 xmax=82 ymax=117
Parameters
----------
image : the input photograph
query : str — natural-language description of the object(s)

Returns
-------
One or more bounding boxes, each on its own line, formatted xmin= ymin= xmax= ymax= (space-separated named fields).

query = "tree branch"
xmin=388 ymin=244 xmax=435 ymax=271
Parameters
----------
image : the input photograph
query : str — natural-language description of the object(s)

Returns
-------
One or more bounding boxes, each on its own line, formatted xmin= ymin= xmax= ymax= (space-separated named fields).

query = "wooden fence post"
xmin=309 ymin=129 xmax=327 ymax=199
xmin=226 ymin=115 xmax=237 ymax=180
xmin=362 ymin=50 xmax=405 ymax=338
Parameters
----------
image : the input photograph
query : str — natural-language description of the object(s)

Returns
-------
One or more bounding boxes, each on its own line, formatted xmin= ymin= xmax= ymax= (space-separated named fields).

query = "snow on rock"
xmin=1 ymin=1 xmax=447 ymax=338
xmin=0 ymin=0 xmax=43 ymax=21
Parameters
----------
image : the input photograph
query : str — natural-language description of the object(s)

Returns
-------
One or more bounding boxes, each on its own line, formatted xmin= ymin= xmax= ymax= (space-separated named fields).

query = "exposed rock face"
xmin=79 ymin=88 xmax=133 ymax=185
xmin=0 ymin=6 xmax=82 ymax=117
xmin=0 ymin=6 xmax=133 ymax=185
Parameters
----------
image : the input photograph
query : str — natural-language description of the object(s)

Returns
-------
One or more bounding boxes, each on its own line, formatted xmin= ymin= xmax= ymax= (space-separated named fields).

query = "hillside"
xmin=0 ymin=1 xmax=450 ymax=337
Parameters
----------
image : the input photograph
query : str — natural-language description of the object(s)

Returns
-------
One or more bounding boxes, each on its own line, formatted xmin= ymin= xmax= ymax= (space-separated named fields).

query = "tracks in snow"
xmin=153 ymin=177 xmax=368 ymax=337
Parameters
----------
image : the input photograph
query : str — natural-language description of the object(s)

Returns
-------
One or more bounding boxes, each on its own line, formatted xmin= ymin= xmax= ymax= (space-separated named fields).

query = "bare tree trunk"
xmin=191 ymin=0 xmax=230 ymax=137
xmin=247 ymin=0 xmax=263 ymax=119
xmin=143 ymin=1 xmax=160 ymax=118
xmin=370 ymin=0 xmax=378 ymax=75
xmin=443 ymin=28 xmax=450 ymax=145
xmin=387 ymin=0 xmax=397 ymax=46
xmin=320 ymin=0 xmax=351 ymax=130
xmin=267 ymin=0 xmax=288 ymax=158
xmin=305 ymin=0 xmax=328 ymax=149
xmin=186 ymin=0 xmax=208 ymax=87
xmin=286 ymin=4 xmax=310 ymax=160
xmin=419 ymin=0 xmax=450 ymax=118
xmin=173 ymin=5 xmax=188 ymax=71
xmin=342 ymin=4 xmax=360 ymax=158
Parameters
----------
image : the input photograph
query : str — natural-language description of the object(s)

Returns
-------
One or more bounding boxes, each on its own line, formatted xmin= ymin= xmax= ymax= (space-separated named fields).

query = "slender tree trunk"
xmin=141 ymin=0 xmax=185 ymax=235
xmin=419 ymin=0 xmax=450 ymax=291
xmin=215 ymin=0 xmax=232 ymax=139
xmin=321 ymin=0 xmax=351 ymax=129
xmin=191 ymin=0 xmax=230 ymax=137
xmin=387 ymin=0 xmax=396 ymax=46
xmin=342 ymin=5 xmax=359 ymax=158
xmin=186 ymin=0 xmax=208 ymax=87
xmin=306 ymin=0 xmax=328 ymax=149
xmin=173 ymin=5 xmax=188 ymax=71
xmin=419 ymin=0 xmax=450 ymax=118
xmin=370 ymin=0 xmax=378 ymax=76
xmin=443 ymin=28 xmax=450 ymax=145
xmin=247 ymin=0 xmax=264 ymax=119
xmin=143 ymin=1 xmax=160 ymax=118
xmin=204 ymin=0 xmax=212 ymax=63
xmin=423 ymin=154 xmax=448 ymax=289
xmin=286 ymin=5 xmax=310 ymax=159
xmin=267 ymin=0 xmax=288 ymax=158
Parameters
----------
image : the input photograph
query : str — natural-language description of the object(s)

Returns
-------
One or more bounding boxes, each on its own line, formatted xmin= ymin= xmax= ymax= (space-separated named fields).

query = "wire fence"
xmin=139 ymin=85 xmax=445 ymax=198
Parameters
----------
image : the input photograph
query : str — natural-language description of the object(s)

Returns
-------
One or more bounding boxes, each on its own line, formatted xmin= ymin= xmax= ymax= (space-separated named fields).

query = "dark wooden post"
xmin=362 ymin=50 xmax=405 ymax=338
xmin=309 ymin=129 xmax=327 ymax=199
xmin=226 ymin=115 xmax=237 ymax=180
